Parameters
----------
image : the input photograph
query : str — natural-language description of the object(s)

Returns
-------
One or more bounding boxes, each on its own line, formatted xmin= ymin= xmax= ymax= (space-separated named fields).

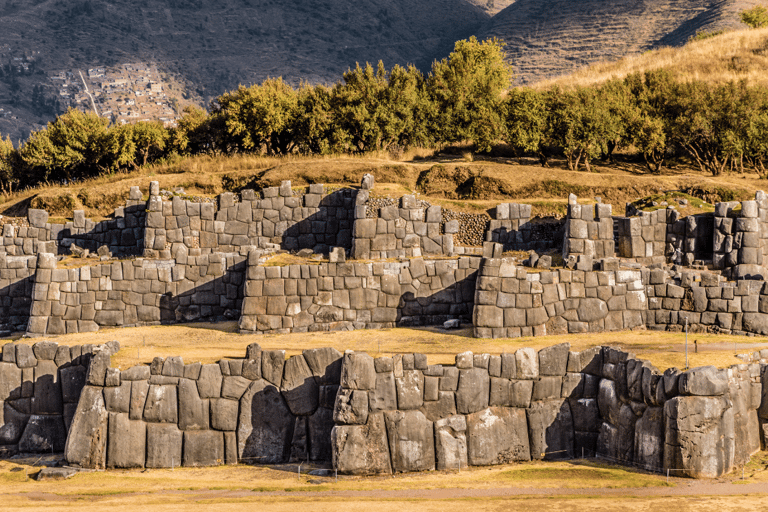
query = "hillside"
xmin=536 ymin=26 xmax=768 ymax=89
xmin=0 ymin=0 xmax=488 ymax=141
xmin=480 ymin=0 xmax=765 ymax=85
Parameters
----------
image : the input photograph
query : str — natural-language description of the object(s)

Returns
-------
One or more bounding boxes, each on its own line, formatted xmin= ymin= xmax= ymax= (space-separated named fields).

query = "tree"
xmin=428 ymin=36 xmax=513 ymax=152
xmin=294 ymin=82 xmax=333 ymax=154
xmin=130 ymin=121 xmax=167 ymax=166
xmin=0 ymin=135 xmax=16 ymax=192
xmin=217 ymin=78 xmax=299 ymax=155
xmin=20 ymin=108 xmax=111 ymax=182
xmin=169 ymin=105 xmax=228 ymax=156
xmin=504 ymin=87 xmax=548 ymax=165
xmin=741 ymin=5 xmax=768 ymax=28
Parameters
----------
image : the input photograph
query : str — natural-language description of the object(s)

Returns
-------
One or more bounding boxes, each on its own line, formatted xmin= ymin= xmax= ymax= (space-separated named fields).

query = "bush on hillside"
xmin=740 ymin=5 xmax=768 ymax=29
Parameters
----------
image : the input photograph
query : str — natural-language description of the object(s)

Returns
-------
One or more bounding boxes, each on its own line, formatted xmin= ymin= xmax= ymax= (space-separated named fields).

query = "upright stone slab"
xmin=526 ymin=399 xmax=575 ymax=460
xmin=145 ymin=423 xmax=183 ymax=468
xmin=107 ymin=412 xmax=146 ymax=468
xmin=64 ymin=386 xmax=108 ymax=469
xmin=435 ymin=415 xmax=468 ymax=470
xmin=384 ymin=410 xmax=435 ymax=473
xmin=281 ymin=354 xmax=319 ymax=416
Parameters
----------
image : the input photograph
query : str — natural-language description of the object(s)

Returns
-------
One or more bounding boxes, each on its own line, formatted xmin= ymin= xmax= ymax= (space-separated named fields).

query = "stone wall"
xmin=144 ymin=182 xmax=356 ymax=258
xmin=26 ymin=252 xmax=246 ymax=336
xmin=331 ymin=345 xmax=760 ymax=478
xmin=563 ymin=200 xmax=615 ymax=260
xmin=0 ymin=340 xmax=116 ymax=458
xmin=353 ymin=191 xmax=454 ymax=259
xmin=486 ymin=202 xmax=557 ymax=253
xmin=0 ymin=255 xmax=36 ymax=334
xmin=239 ymin=254 xmax=480 ymax=334
xmin=472 ymin=258 xmax=647 ymax=339
xmin=713 ymin=195 xmax=768 ymax=279
xmin=617 ymin=209 xmax=670 ymax=261
xmin=65 ymin=343 xmax=341 ymax=469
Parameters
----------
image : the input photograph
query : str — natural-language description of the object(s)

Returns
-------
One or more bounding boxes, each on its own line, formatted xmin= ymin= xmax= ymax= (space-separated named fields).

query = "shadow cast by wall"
xmin=281 ymin=189 xmax=357 ymax=254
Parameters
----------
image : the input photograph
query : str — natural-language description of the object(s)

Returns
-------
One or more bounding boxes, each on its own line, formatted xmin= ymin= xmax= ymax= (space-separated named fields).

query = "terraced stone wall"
xmin=26 ymin=252 xmax=246 ymax=336
xmin=0 ymin=255 xmax=36 ymax=334
xmin=65 ymin=344 xmax=341 ymax=469
xmin=331 ymin=345 xmax=761 ymax=479
xmin=238 ymin=255 xmax=480 ymax=334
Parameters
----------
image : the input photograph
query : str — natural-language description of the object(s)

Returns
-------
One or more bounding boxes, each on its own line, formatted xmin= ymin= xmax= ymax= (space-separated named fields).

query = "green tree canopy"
xmin=740 ymin=5 xmax=768 ymax=28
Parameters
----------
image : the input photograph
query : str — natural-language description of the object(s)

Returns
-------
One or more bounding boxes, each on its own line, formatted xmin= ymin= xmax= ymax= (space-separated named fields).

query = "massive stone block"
xmin=107 ymin=412 xmax=146 ymax=468
xmin=238 ymin=380 xmax=295 ymax=464
xmin=0 ymin=402 xmax=29 ymax=444
xmin=178 ymin=378 xmax=209 ymax=430
xmin=395 ymin=370 xmax=424 ymax=410
xmin=664 ymin=395 xmax=735 ymax=478
xmin=677 ymin=366 xmax=728 ymax=396
xmin=184 ymin=430 xmax=225 ymax=467
xmin=143 ymin=384 xmax=178 ymax=423
xmin=538 ymin=343 xmax=570 ymax=376
xmin=65 ymin=386 xmax=108 ymax=469
xmin=332 ymin=412 xmax=391 ymax=475
xmin=634 ymin=406 xmax=663 ymax=470
xmin=369 ymin=372 xmax=397 ymax=412
xmin=384 ymin=410 xmax=435 ymax=473
xmin=19 ymin=415 xmax=67 ymax=452
xmin=466 ymin=407 xmax=530 ymax=465
xmin=308 ymin=406 xmax=335 ymax=461
xmin=340 ymin=352 xmax=376 ymax=390
xmin=302 ymin=347 xmax=343 ymax=385
xmin=333 ymin=388 xmax=368 ymax=425
xmin=145 ymin=423 xmax=183 ymax=468
xmin=456 ymin=368 xmax=489 ymax=414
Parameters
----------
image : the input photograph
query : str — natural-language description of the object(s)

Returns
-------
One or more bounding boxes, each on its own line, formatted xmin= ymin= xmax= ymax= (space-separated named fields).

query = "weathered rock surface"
xmin=332 ymin=413 xmax=392 ymax=475
xmin=466 ymin=407 xmax=530 ymax=465
xmin=65 ymin=386 xmax=108 ymax=468
xmin=384 ymin=410 xmax=435 ymax=472
xmin=238 ymin=380 xmax=295 ymax=464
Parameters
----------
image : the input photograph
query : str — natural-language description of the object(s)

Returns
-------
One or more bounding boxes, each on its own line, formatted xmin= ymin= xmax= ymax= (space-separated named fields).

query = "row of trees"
xmin=3 ymin=36 xmax=768 ymax=191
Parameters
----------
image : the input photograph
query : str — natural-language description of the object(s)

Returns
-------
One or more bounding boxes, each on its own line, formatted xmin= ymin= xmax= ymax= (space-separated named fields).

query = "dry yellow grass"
xmin=538 ymin=27 xmax=768 ymax=90
xmin=8 ymin=322 xmax=766 ymax=371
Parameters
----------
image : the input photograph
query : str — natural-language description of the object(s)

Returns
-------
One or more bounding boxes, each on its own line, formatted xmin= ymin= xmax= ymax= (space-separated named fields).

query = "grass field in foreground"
xmin=6 ymin=322 xmax=768 ymax=371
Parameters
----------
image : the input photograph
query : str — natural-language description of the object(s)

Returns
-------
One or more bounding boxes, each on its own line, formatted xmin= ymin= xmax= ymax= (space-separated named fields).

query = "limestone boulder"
xmin=308 ymin=407 xmax=335 ymax=461
xmin=420 ymin=391 xmax=457 ymax=422
xmin=664 ymin=395 xmax=735 ymax=478
xmin=178 ymin=378 xmax=209 ymax=430
xmin=333 ymin=388 xmax=369 ymax=425
xmin=466 ymin=407 xmax=530 ymax=465
xmin=515 ymin=348 xmax=538 ymax=379
xmin=238 ymin=380 xmax=295 ymax=464
xmin=0 ymin=402 xmax=29 ymax=444
xmin=332 ymin=413 xmax=392 ymax=475
xmin=395 ymin=370 xmax=424 ymax=410
xmin=261 ymin=350 xmax=285 ymax=387
xmin=183 ymin=430 xmax=225 ymax=467
xmin=634 ymin=407 xmax=663 ymax=470
xmin=145 ymin=423 xmax=183 ymax=468
xmin=302 ymin=347 xmax=343 ymax=385
xmin=143 ymin=384 xmax=178 ymax=423
xmin=538 ymin=343 xmax=570 ymax=376
xmin=369 ymin=372 xmax=397 ymax=412
xmin=384 ymin=410 xmax=435 ymax=472
xmin=569 ymin=398 xmax=600 ymax=433
xmin=340 ymin=352 xmax=376 ymax=390
xmin=65 ymin=386 xmax=108 ymax=469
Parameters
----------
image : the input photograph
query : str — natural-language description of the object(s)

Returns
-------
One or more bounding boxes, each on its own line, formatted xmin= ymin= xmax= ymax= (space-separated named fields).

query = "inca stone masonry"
xmin=3 ymin=177 xmax=768 ymax=477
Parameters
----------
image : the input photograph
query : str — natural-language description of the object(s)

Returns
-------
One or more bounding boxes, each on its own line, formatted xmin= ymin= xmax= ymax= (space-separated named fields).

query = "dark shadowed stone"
xmin=615 ymin=404 xmax=637 ymax=463
xmin=340 ymin=352 xmax=376 ymax=390
xmin=664 ymin=395 xmax=734 ymax=478
xmin=309 ymin=406 xmax=335 ymax=461
xmin=384 ymin=410 xmax=435 ymax=473
xmin=281 ymin=354 xmax=319 ymax=416
xmin=420 ymin=391 xmax=458 ymax=422
xmin=396 ymin=370 xmax=424 ymax=410
xmin=332 ymin=412 xmax=391 ymax=475
xmin=145 ymin=423 xmax=183 ymax=468
xmin=0 ymin=402 xmax=29 ymax=444
xmin=302 ymin=347 xmax=343 ymax=385
xmin=262 ymin=350 xmax=286 ymax=387
xmin=642 ymin=366 xmax=663 ymax=406
xmin=333 ymin=388 xmax=368 ymax=425
xmin=435 ymin=414 xmax=468 ymax=470
xmin=319 ymin=384 xmax=339 ymax=409
xmin=178 ymin=378 xmax=209 ymax=430
xmin=538 ymin=343 xmax=570 ymax=376
xmin=466 ymin=407 xmax=530 ymax=465
xmin=197 ymin=364 xmax=223 ymax=398
xmin=143 ymin=385 xmax=178 ymax=423
xmin=456 ymin=368 xmax=490 ymax=414
xmin=369 ymin=372 xmax=397 ymax=412
xmin=561 ymin=373 xmax=584 ymax=399
xmin=677 ymin=366 xmax=728 ymax=396
xmin=526 ymin=399 xmax=574 ymax=460
xmin=634 ymin=406 xmax=663 ymax=470
xmin=184 ymin=430 xmax=225 ymax=467
xmin=19 ymin=415 xmax=66 ymax=453
xmin=569 ymin=398 xmax=600 ymax=432
xmin=238 ymin=380 xmax=295 ymax=464
xmin=107 ymin=412 xmax=146 ymax=468
xmin=65 ymin=386 xmax=108 ymax=469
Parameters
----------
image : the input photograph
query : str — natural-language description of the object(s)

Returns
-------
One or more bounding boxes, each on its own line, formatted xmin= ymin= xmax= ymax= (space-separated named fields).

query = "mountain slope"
xmin=479 ymin=0 xmax=765 ymax=85
xmin=0 ymin=0 xmax=488 ymax=140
